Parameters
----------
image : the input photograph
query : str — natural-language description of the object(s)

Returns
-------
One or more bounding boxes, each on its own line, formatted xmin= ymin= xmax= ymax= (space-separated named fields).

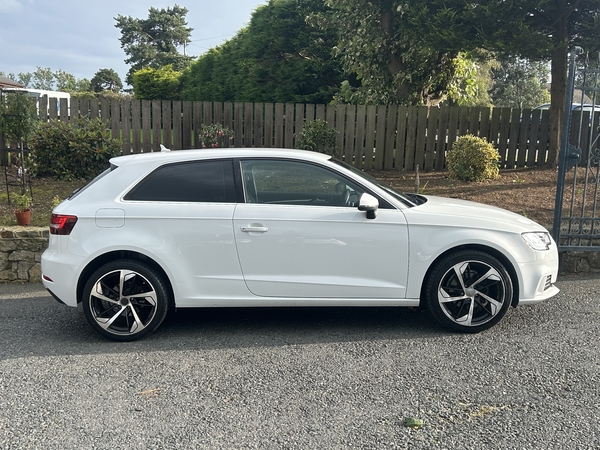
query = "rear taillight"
xmin=50 ymin=214 xmax=78 ymax=235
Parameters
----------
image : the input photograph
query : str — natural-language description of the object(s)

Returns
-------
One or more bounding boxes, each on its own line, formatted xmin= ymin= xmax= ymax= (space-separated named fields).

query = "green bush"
xmin=295 ymin=119 xmax=338 ymax=156
xmin=447 ymin=135 xmax=500 ymax=182
xmin=30 ymin=117 xmax=122 ymax=181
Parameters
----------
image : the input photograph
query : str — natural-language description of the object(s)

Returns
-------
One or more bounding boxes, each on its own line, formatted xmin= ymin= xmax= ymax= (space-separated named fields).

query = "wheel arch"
xmin=76 ymin=250 xmax=175 ymax=308
xmin=419 ymin=244 xmax=520 ymax=307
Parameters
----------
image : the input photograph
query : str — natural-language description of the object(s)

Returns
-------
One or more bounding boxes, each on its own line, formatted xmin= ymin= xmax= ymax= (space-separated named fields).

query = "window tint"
xmin=126 ymin=159 xmax=236 ymax=203
xmin=241 ymin=159 xmax=364 ymax=207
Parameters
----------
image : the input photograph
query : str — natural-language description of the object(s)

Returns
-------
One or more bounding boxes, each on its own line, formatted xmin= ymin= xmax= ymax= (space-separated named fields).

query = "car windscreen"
xmin=331 ymin=159 xmax=417 ymax=207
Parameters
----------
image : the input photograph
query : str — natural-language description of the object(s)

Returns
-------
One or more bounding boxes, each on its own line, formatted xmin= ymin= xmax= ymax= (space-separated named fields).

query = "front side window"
xmin=125 ymin=159 xmax=236 ymax=202
xmin=241 ymin=159 xmax=364 ymax=207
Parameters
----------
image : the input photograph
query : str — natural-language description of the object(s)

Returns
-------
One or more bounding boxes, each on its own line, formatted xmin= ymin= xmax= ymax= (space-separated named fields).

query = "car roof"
xmin=110 ymin=148 xmax=332 ymax=167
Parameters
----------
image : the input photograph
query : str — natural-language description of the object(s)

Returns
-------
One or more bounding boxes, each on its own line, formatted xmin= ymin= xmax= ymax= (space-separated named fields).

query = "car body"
xmin=41 ymin=148 xmax=560 ymax=341
xmin=534 ymin=103 xmax=599 ymax=124
xmin=534 ymin=103 xmax=598 ymax=112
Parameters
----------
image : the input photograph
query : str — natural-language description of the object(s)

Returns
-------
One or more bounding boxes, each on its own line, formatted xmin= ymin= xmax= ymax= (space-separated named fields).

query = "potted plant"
xmin=12 ymin=193 xmax=32 ymax=226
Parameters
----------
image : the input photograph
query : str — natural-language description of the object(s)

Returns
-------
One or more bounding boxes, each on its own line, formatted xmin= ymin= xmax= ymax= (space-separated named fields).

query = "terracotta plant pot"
xmin=15 ymin=209 xmax=31 ymax=226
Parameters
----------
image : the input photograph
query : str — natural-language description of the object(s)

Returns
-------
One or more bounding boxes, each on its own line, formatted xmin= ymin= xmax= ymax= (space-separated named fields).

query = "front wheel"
xmin=82 ymin=260 xmax=171 ymax=341
xmin=424 ymin=250 xmax=513 ymax=333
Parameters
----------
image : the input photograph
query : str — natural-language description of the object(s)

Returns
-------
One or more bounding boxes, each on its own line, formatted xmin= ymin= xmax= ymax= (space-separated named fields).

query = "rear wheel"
xmin=82 ymin=260 xmax=170 ymax=341
xmin=424 ymin=250 xmax=513 ymax=333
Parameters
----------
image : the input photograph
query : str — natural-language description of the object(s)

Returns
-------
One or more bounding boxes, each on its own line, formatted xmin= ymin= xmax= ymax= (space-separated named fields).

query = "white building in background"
xmin=2 ymin=88 xmax=71 ymax=115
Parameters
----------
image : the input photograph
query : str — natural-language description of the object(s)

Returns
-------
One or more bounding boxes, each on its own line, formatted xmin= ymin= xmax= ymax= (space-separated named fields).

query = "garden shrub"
xmin=198 ymin=123 xmax=233 ymax=148
xmin=295 ymin=119 xmax=338 ymax=156
xmin=447 ymin=135 xmax=500 ymax=182
xmin=30 ymin=117 xmax=122 ymax=181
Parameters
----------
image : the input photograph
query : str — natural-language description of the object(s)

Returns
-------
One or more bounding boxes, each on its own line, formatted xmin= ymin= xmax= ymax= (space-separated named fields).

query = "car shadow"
xmin=0 ymin=299 xmax=447 ymax=360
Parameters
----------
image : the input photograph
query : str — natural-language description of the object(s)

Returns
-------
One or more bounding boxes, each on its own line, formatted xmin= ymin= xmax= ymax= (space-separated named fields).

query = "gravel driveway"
xmin=1 ymin=275 xmax=599 ymax=449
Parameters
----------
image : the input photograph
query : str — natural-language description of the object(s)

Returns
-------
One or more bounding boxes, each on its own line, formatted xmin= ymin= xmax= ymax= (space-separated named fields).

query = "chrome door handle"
xmin=240 ymin=226 xmax=269 ymax=233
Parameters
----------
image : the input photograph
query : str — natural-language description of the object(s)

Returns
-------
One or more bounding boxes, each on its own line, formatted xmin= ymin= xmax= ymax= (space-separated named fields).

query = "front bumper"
xmin=516 ymin=247 xmax=560 ymax=305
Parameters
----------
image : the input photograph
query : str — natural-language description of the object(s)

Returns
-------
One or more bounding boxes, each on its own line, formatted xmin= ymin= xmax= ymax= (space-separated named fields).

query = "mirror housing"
xmin=358 ymin=193 xmax=379 ymax=219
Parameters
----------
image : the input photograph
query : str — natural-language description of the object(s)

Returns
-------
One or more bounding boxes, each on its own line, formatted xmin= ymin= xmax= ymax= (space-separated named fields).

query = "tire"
xmin=424 ymin=250 xmax=513 ymax=333
xmin=82 ymin=260 xmax=171 ymax=341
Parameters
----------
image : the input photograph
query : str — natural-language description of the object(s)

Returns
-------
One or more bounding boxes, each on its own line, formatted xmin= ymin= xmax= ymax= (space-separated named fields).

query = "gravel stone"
xmin=0 ymin=275 xmax=598 ymax=449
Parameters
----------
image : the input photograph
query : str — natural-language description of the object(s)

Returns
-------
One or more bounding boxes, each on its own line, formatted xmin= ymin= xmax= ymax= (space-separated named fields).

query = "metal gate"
xmin=553 ymin=48 xmax=600 ymax=252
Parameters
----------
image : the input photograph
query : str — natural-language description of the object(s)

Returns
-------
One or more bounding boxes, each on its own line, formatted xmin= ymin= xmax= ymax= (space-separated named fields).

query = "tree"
xmin=90 ymin=69 xmax=123 ymax=93
xmin=445 ymin=53 xmax=496 ymax=107
xmin=0 ymin=92 xmax=38 ymax=145
xmin=1 ymin=68 xmax=91 ymax=93
xmin=321 ymin=0 xmax=460 ymax=105
xmin=179 ymin=0 xmax=343 ymax=104
xmin=54 ymin=69 xmax=78 ymax=91
xmin=405 ymin=0 xmax=600 ymax=164
xmin=133 ymin=66 xmax=181 ymax=100
xmin=74 ymin=78 xmax=92 ymax=93
xmin=490 ymin=58 xmax=550 ymax=108
xmin=29 ymin=67 xmax=55 ymax=90
xmin=115 ymin=5 xmax=194 ymax=86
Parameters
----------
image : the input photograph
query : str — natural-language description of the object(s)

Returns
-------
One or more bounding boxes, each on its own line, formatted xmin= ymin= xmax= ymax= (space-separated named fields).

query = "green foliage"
xmin=447 ymin=135 xmax=500 ymax=182
xmin=0 ymin=68 xmax=90 ymax=92
xmin=51 ymin=195 xmax=62 ymax=208
xmin=401 ymin=0 xmax=600 ymax=163
xmin=11 ymin=193 xmax=32 ymax=212
xmin=133 ymin=66 xmax=181 ymax=100
xmin=446 ymin=53 xmax=495 ymax=107
xmin=322 ymin=0 xmax=460 ymax=105
xmin=295 ymin=119 xmax=338 ymax=156
xmin=180 ymin=0 xmax=343 ymax=103
xmin=71 ymin=91 xmax=99 ymax=100
xmin=115 ymin=6 xmax=194 ymax=86
xmin=27 ymin=67 xmax=54 ymax=90
xmin=197 ymin=124 xmax=233 ymax=148
xmin=0 ymin=92 xmax=39 ymax=144
xmin=30 ymin=118 xmax=122 ymax=181
xmin=490 ymin=57 xmax=550 ymax=108
xmin=90 ymin=69 xmax=123 ymax=93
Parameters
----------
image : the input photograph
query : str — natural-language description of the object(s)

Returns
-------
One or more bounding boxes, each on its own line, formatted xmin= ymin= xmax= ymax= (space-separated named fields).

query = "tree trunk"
xmin=549 ymin=46 xmax=568 ymax=167
xmin=547 ymin=0 xmax=570 ymax=167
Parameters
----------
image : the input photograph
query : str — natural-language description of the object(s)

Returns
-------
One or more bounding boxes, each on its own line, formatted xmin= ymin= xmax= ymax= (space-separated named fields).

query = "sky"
xmin=0 ymin=0 xmax=268 ymax=86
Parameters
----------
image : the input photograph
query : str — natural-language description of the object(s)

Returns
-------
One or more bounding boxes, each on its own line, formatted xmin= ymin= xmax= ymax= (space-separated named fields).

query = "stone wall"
xmin=560 ymin=252 xmax=600 ymax=274
xmin=0 ymin=227 xmax=48 ymax=283
xmin=0 ymin=227 xmax=598 ymax=283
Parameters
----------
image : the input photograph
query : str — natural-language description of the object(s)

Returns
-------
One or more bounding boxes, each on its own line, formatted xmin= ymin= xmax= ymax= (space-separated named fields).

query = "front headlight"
xmin=522 ymin=232 xmax=552 ymax=251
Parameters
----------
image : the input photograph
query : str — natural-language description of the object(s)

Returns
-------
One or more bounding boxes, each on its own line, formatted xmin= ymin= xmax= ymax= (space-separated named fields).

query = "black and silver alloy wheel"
xmin=425 ymin=250 xmax=513 ymax=333
xmin=82 ymin=260 xmax=170 ymax=341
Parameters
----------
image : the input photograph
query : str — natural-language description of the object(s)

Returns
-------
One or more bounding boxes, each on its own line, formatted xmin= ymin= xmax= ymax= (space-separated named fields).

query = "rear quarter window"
xmin=68 ymin=165 xmax=116 ymax=200
xmin=124 ymin=159 xmax=236 ymax=203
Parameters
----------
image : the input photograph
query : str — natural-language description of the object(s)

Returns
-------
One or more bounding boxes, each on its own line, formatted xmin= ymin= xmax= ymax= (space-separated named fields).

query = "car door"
xmin=233 ymin=159 xmax=409 ymax=299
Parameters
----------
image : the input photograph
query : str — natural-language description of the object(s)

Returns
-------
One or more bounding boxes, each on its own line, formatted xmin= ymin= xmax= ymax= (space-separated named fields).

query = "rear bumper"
xmin=41 ymin=248 xmax=82 ymax=307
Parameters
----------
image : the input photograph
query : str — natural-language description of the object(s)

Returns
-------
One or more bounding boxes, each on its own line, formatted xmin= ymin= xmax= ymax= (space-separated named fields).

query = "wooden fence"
xmin=37 ymin=97 xmax=600 ymax=171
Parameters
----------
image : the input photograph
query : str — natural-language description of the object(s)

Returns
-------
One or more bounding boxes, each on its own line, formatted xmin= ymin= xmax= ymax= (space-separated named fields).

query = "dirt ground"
xmin=0 ymin=168 xmax=559 ymax=227
xmin=373 ymin=167 xmax=559 ymax=227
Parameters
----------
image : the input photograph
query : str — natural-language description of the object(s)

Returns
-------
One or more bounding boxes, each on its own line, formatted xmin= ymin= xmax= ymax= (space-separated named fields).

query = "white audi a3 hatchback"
xmin=41 ymin=149 xmax=559 ymax=341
